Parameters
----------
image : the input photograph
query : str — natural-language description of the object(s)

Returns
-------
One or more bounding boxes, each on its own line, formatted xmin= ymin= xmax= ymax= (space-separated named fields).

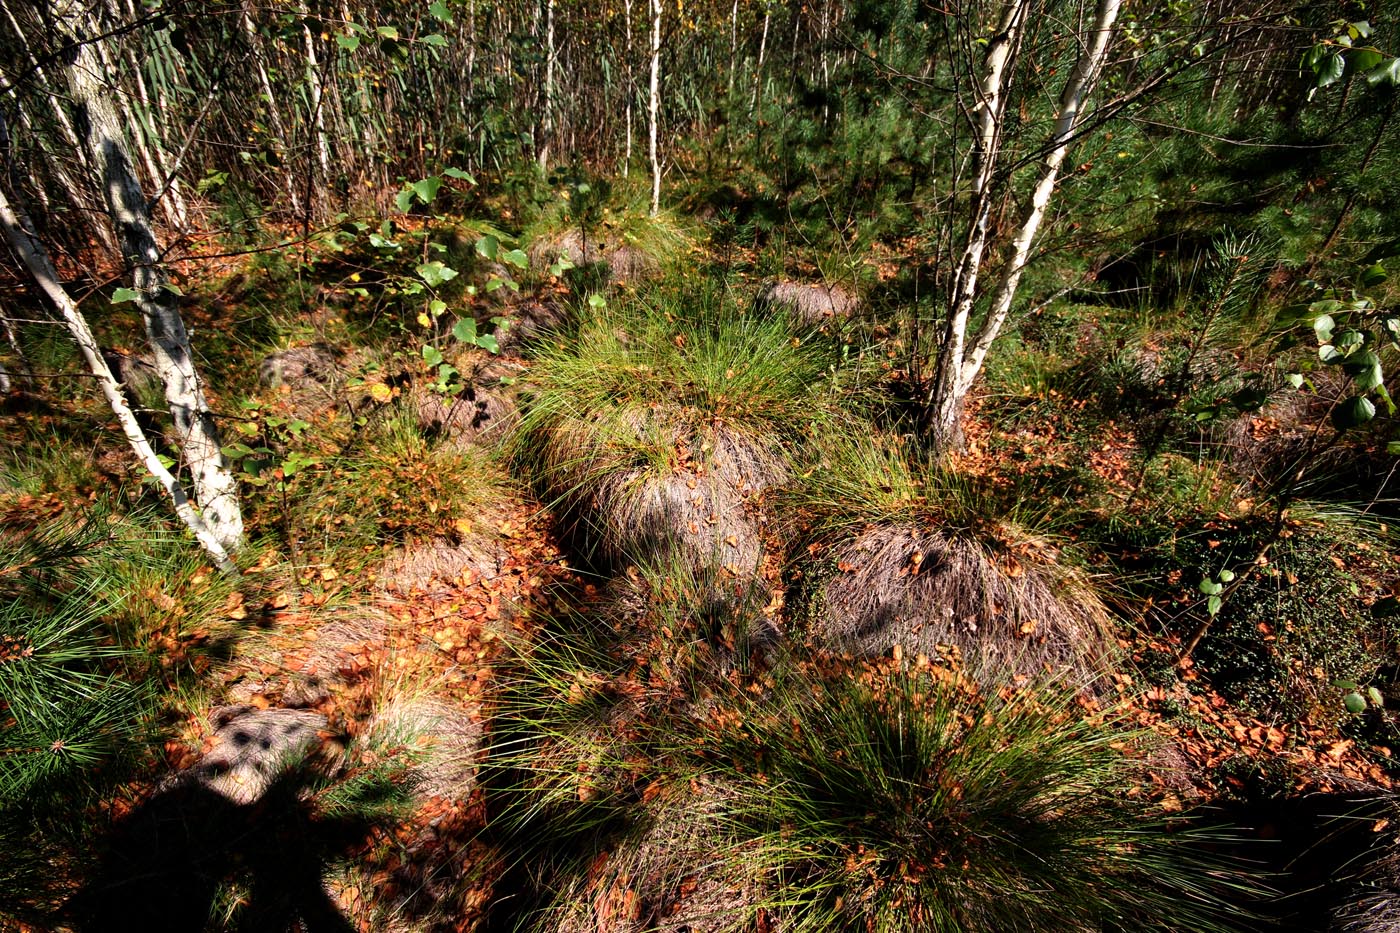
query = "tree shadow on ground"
xmin=67 ymin=769 xmax=367 ymax=933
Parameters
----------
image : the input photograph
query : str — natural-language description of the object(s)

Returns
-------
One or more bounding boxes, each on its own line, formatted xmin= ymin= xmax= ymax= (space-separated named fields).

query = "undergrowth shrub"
xmin=1141 ymin=510 xmax=1397 ymax=722
xmin=297 ymin=409 xmax=508 ymax=558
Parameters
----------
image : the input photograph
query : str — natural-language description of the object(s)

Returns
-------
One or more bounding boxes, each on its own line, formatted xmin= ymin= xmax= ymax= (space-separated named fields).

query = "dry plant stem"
xmin=0 ymin=188 xmax=238 ymax=575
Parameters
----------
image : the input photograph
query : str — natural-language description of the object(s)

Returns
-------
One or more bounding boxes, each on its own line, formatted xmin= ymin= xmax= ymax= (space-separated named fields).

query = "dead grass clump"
xmin=528 ymin=230 xmax=668 ymax=286
xmin=497 ymin=298 xmax=572 ymax=353
xmin=362 ymin=696 xmax=482 ymax=801
xmin=755 ymin=280 xmax=860 ymax=326
xmin=410 ymin=357 xmax=525 ymax=443
xmin=540 ymin=410 xmax=784 ymax=575
xmin=807 ymin=523 xmax=1115 ymax=685
xmin=536 ymin=784 xmax=765 ymax=933
xmin=227 ymin=611 xmax=390 ymax=709
xmin=381 ymin=532 xmax=507 ymax=596
xmin=528 ymin=228 xmax=605 ymax=271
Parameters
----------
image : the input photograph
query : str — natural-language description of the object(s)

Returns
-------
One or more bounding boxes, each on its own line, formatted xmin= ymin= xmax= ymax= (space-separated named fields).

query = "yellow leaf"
xmin=369 ymin=383 xmax=392 ymax=402
xmin=416 ymin=312 xmax=432 ymax=327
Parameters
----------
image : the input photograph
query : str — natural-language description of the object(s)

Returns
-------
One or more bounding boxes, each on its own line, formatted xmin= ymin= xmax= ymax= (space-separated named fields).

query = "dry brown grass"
xmin=754 ymin=280 xmax=860 ymax=326
xmin=807 ymin=523 xmax=1115 ymax=685
xmin=537 ymin=407 xmax=785 ymax=575
xmin=362 ymin=695 xmax=482 ymax=801
xmin=534 ymin=782 xmax=765 ymax=933
xmin=528 ymin=230 xmax=660 ymax=285
xmin=410 ymin=356 xmax=525 ymax=444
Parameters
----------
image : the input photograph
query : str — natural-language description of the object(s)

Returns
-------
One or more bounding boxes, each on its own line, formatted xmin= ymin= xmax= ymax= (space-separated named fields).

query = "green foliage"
xmin=296 ymin=408 xmax=507 ymax=554
xmin=1161 ymin=517 xmax=1398 ymax=721
xmin=1273 ymin=258 xmax=1400 ymax=431
xmin=0 ymin=507 xmax=242 ymax=923
xmin=705 ymin=671 xmax=1252 ymax=932
xmin=513 ymin=279 xmax=850 ymax=495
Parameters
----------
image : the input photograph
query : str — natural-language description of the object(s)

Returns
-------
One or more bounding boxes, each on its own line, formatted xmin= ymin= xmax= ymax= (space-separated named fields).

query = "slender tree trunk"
xmin=0 ymin=1 xmax=118 ymax=255
xmin=927 ymin=0 xmax=1121 ymax=455
xmin=624 ymin=0 xmax=634 ymax=176
xmin=302 ymin=14 xmax=332 ymax=219
xmin=926 ymin=0 xmax=1031 ymax=452
xmin=56 ymin=0 xmax=244 ymax=553
xmin=539 ymin=0 xmax=555 ymax=169
xmin=752 ymin=8 xmax=771 ymax=113
xmin=242 ymin=3 xmax=303 ymax=217
xmin=111 ymin=0 xmax=188 ymax=228
xmin=728 ymin=0 xmax=739 ymax=98
xmin=648 ymin=0 xmax=661 ymax=216
xmin=0 ymin=188 xmax=237 ymax=573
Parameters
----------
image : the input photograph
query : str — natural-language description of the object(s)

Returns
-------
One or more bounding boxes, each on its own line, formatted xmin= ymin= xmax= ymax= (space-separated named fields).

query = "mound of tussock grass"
xmin=527 ymin=779 xmax=765 ymax=933
xmin=782 ymin=436 xmax=1117 ymax=685
xmin=513 ymin=289 xmax=846 ymax=574
xmin=703 ymin=668 xmax=1253 ymax=933
xmin=810 ymin=524 xmax=1114 ymax=683
xmin=525 ymin=199 xmax=691 ymax=286
xmin=754 ymin=279 xmax=861 ymax=327
xmin=490 ymin=631 xmax=1254 ymax=933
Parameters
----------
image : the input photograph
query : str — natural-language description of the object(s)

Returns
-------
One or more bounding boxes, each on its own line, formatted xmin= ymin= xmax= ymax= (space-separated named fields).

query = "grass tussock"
xmin=488 ymin=616 xmax=1255 ymax=933
xmin=704 ymin=669 xmax=1254 ymax=933
xmin=783 ymin=434 xmax=1117 ymax=684
xmin=514 ymin=286 xmax=849 ymax=571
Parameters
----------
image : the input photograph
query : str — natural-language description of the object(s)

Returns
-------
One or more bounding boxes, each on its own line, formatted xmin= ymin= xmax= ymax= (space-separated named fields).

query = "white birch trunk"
xmin=56 ymin=0 xmax=244 ymax=553
xmin=648 ymin=0 xmax=661 ymax=216
xmin=111 ymin=0 xmax=189 ymax=228
xmin=927 ymin=0 xmax=1031 ymax=451
xmin=0 ymin=188 xmax=237 ymax=574
xmin=624 ymin=0 xmax=633 ymax=176
xmin=959 ymin=0 xmax=1123 ymax=395
xmin=0 ymin=2 xmax=118 ymax=254
xmin=303 ymin=16 xmax=332 ymax=217
xmin=752 ymin=9 xmax=771 ymax=112
xmin=539 ymin=0 xmax=555 ymax=169
xmin=927 ymin=0 xmax=1121 ymax=452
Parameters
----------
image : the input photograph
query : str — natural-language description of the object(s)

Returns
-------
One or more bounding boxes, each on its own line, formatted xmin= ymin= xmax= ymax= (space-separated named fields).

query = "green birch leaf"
xmin=417 ymin=261 xmax=458 ymax=286
xmin=1331 ymin=395 xmax=1377 ymax=429
xmin=452 ymin=318 xmax=478 ymax=344
xmin=411 ymin=177 xmax=442 ymax=204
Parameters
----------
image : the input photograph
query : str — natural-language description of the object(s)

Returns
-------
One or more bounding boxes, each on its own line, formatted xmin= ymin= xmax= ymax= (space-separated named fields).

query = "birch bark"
xmin=0 ymin=187 xmax=237 ymax=573
xmin=648 ymin=0 xmax=661 ymax=216
xmin=54 ymin=0 xmax=244 ymax=553
xmin=926 ymin=0 xmax=1121 ymax=454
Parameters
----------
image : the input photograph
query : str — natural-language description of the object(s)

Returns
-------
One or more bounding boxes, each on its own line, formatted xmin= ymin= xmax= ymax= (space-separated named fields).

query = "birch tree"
xmin=53 ymin=0 xmax=244 ymax=554
xmin=647 ymin=0 xmax=662 ymax=216
xmin=0 ymin=187 xmax=237 ymax=573
xmin=925 ymin=0 xmax=1123 ymax=453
